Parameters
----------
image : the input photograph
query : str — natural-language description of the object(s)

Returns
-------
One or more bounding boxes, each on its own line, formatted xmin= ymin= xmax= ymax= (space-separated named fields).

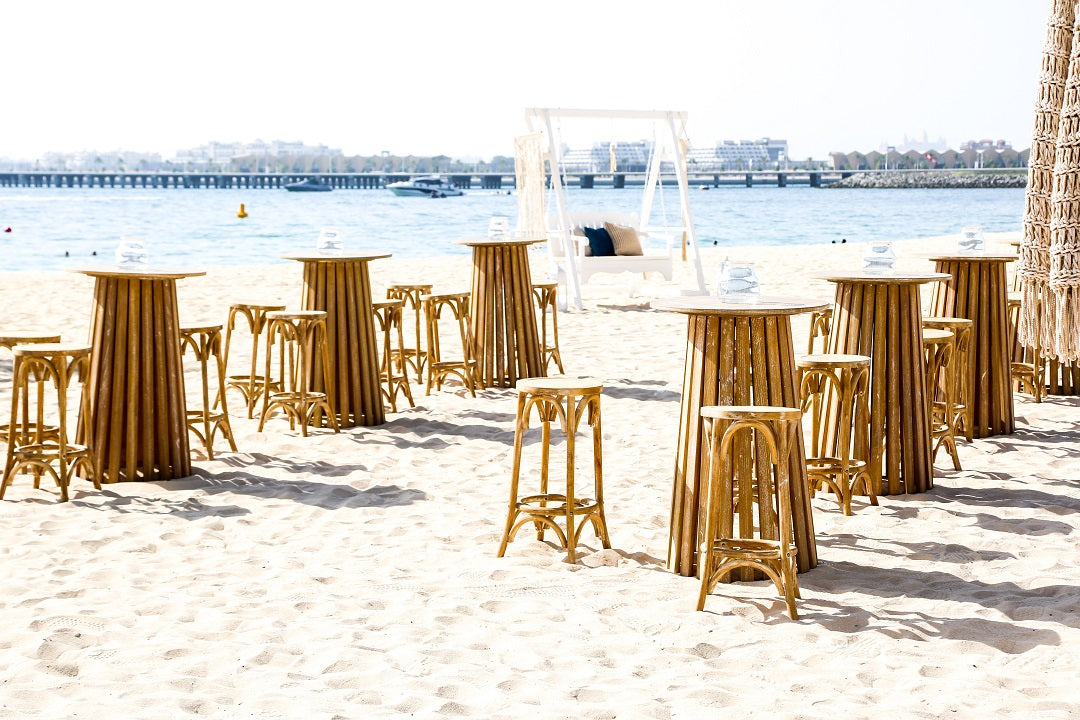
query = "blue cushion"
xmin=582 ymin=226 xmax=615 ymax=256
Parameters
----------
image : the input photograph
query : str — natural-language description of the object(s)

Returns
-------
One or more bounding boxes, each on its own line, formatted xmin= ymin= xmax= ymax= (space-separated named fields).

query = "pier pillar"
xmin=778 ymin=173 xmax=787 ymax=188
xmin=613 ymin=174 xmax=625 ymax=189
xmin=580 ymin=174 xmax=594 ymax=189
xmin=810 ymin=172 xmax=821 ymax=188
xmin=745 ymin=173 xmax=752 ymax=188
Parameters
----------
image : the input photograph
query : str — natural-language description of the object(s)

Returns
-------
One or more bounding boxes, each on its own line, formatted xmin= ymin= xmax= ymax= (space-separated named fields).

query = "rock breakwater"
xmin=826 ymin=171 xmax=1027 ymax=189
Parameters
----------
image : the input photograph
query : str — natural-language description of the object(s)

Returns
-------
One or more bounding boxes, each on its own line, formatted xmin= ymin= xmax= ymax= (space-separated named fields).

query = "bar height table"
xmin=457 ymin=237 xmax=546 ymax=388
xmin=654 ymin=296 xmax=827 ymax=578
xmin=74 ymin=267 xmax=205 ymax=482
xmin=928 ymin=255 xmax=1015 ymax=438
xmin=283 ymin=253 xmax=391 ymax=428
xmin=819 ymin=271 xmax=948 ymax=496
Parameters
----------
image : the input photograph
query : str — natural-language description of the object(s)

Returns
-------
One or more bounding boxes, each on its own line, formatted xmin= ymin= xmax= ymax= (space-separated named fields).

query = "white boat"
xmin=386 ymin=175 xmax=463 ymax=198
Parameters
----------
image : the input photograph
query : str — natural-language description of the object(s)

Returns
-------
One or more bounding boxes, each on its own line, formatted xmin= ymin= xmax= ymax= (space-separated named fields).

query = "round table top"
xmin=456 ymin=236 xmax=546 ymax=247
xmin=928 ymin=254 xmax=1017 ymax=262
xmin=71 ymin=267 xmax=206 ymax=280
xmin=283 ymin=252 xmax=392 ymax=262
xmin=652 ymin=295 xmax=830 ymax=316
xmin=815 ymin=270 xmax=949 ymax=285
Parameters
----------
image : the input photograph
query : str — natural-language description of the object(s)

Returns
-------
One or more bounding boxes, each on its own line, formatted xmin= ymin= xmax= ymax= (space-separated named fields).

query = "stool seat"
xmin=797 ymin=353 xmax=870 ymax=369
xmin=516 ymin=377 xmax=603 ymax=396
xmin=700 ymin=405 xmax=802 ymax=422
xmin=0 ymin=332 xmax=63 ymax=348
xmin=265 ymin=310 xmax=326 ymax=321
xmin=922 ymin=328 xmax=954 ymax=344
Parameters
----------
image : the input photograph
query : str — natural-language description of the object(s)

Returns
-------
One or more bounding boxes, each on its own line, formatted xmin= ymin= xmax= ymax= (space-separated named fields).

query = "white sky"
xmin=2 ymin=0 xmax=1047 ymax=160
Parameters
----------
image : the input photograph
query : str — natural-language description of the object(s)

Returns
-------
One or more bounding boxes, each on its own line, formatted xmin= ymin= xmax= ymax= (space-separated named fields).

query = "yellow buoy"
xmin=237 ymin=203 xmax=248 ymax=218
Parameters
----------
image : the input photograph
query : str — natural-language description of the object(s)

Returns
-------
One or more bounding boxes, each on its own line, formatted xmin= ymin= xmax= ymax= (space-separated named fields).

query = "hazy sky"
xmin=3 ymin=0 xmax=1047 ymax=160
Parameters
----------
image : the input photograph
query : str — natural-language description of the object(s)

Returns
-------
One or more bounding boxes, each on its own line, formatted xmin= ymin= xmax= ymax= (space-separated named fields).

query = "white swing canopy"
xmin=518 ymin=108 xmax=708 ymax=309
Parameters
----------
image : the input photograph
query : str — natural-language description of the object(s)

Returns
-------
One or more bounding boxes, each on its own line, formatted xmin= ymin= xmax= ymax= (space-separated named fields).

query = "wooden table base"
xmin=83 ymin=276 xmax=192 ymax=482
xmin=930 ymin=258 xmax=1014 ymax=437
xmin=464 ymin=239 xmax=545 ymax=388
xmin=828 ymin=280 xmax=934 ymax=495
xmin=668 ymin=312 xmax=817 ymax=578
xmin=293 ymin=256 xmax=388 ymax=428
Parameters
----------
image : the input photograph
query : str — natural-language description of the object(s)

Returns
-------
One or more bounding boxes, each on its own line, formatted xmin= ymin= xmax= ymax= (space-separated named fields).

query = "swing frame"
xmin=523 ymin=108 xmax=707 ymax=309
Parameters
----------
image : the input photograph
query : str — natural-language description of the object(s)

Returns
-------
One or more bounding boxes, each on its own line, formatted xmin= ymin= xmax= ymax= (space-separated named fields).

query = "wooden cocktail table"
xmin=457 ymin=237 xmax=546 ymax=388
xmin=73 ymin=267 xmax=205 ymax=482
xmin=818 ymin=270 xmax=948 ymax=496
xmin=654 ymin=296 xmax=827 ymax=578
xmin=928 ymin=255 xmax=1015 ymax=437
xmin=283 ymin=253 xmax=391 ymax=428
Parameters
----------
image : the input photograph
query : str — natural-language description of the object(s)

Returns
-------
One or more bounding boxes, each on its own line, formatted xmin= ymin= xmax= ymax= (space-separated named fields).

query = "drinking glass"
xmin=958 ymin=226 xmax=984 ymax=253
xmin=317 ymin=227 xmax=344 ymax=255
xmin=716 ymin=260 xmax=760 ymax=301
xmin=487 ymin=216 xmax=510 ymax=238
xmin=862 ymin=241 xmax=895 ymax=272
xmin=114 ymin=236 xmax=149 ymax=267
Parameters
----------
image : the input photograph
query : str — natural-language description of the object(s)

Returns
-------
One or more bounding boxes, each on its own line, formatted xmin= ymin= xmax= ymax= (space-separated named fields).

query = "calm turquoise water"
xmin=0 ymin=186 xmax=1025 ymax=272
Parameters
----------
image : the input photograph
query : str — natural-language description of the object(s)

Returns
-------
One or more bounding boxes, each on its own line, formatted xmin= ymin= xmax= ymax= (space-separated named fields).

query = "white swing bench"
xmin=550 ymin=211 xmax=675 ymax=286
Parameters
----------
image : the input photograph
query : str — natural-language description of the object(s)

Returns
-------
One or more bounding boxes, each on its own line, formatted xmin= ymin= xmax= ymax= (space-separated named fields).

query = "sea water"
xmin=0 ymin=186 xmax=1025 ymax=272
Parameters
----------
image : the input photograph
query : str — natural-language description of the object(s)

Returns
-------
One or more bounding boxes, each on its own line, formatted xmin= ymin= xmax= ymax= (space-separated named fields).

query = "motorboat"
xmin=285 ymin=177 xmax=332 ymax=192
xmin=386 ymin=175 xmax=463 ymax=198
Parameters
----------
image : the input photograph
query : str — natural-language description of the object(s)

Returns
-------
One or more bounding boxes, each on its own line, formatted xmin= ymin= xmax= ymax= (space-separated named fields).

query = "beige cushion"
xmin=605 ymin=222 xmax=643 ymax=256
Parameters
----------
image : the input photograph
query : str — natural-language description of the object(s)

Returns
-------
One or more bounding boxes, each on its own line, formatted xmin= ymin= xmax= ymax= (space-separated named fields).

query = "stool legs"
xmin=181 ymin=326 xmax=238 ymax=460
xmin=257 ymin=314 xmax=340 ymax=436
xmin=2 ymin=348 xmax=99 ymax=502
xmin=696 ymin=408 xmax=801 ymax=619
xmin=498 ymin=380 xmax=609 ymax=563
xmin=222 ymin=304 xmax=285 ymax=418
xmin=423 ymin=294 xmax=480 ymax=397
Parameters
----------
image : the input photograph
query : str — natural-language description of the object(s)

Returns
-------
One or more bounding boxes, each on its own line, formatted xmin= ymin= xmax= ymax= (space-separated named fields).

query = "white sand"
xmin=1 ymin=232 xmax=1078 ymax=718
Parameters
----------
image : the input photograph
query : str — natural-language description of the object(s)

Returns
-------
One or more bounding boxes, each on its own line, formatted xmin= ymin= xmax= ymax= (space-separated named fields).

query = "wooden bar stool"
xmin=1006 ymin=296 xmax=1044 ymax=402
xmin=923 ymin=317 xmax=973 ymax=442
xmin=0 ymin=332 xmax=63 ymax=454
xmin=2 ymin=344 xmax=100 ymax=502
xmin=806 ymin=307 xmax=833 ymax=354
xmin=497 ymin=377 xmax=610 ymax=563
xmin=696 ymin=406 xmax=801 ymax=619
xmin=222 ymin=302 xmax=286 ymax=418
xmin=422 ymin=292 xmax=481 ymax=397
xmin=180 ymin=324 xmax=238 ymax=460
xmin=257 ymin=311 xmax=340 ymax=436
xmin=796 ymin=354 xmax=876 ymax=515
xmin=372 ymin=299 xmax=415 ymax=413
xmin=922 ymin=328 xmax=962 ymax=470
xmin=387 ymin=283 xmax=433 ymax=384
xmin=532 ymin=282 xmax=566 ymax=375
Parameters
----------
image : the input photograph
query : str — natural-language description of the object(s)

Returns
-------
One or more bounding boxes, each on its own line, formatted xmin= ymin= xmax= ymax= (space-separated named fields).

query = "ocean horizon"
xmin=0 ymin=186 xmax=1025 ymax=273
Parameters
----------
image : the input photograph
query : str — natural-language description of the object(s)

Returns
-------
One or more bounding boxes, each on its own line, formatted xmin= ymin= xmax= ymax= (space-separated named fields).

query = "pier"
xmin=0 ymin=168 xmax=1018 ymax=190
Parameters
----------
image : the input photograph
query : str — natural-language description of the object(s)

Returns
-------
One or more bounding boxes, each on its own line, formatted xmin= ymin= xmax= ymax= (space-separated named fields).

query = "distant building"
xmin=562 ymin=137 xmax=789 ymax=172
xmin=172 ymin=140 xmax=341 ymax=167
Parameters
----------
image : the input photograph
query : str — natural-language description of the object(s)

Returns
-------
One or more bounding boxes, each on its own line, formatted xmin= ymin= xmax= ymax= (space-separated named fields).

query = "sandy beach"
xmin=1 ymin=232 xmax=1077 ymax=719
